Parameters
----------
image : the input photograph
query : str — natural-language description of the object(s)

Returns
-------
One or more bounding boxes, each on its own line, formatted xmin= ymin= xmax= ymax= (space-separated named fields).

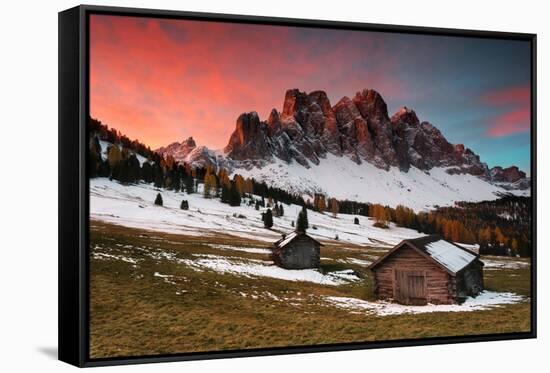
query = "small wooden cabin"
xmin=271 ymin=232 xmax=322 ymax=269
xmin=369 ymin=235 xmax=484 ymax=305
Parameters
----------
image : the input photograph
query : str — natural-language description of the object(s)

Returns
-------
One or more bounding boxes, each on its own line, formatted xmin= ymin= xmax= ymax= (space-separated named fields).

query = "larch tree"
xmin=371 ymin=204 xmax=389 ymax=228
xmin=494 ymin=227 xmax=507 ymax=246
xmin=511 ymin=238 xmax=519 ymax=253
xmin=232 ymin=174 xmax=245 ymax=196
xmin=317 ymin=195 xmax=326 ymax=214
xmin=203 ymin=168 xmax=217 ymax=198
xmin=330 ymin=198 xmax=339 ymax=218
xmin=107 ymin=144 xmax=122 ymax=168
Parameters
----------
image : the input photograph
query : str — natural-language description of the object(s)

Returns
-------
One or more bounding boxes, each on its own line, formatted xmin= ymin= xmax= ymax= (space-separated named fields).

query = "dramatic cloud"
xmin=482 ymin=85 xmax=530 ymax=138
xmin=90 ymin=14 xmax=531 ymax=169
xmin=90 ymin=15 xmax=408 ymax=149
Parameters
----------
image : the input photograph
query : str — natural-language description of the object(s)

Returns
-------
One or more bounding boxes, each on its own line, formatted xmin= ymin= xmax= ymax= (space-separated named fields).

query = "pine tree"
xmin=153 ymin=163 xmax=164 ymax=188
xmin=184 ymin=175 xmax=194 ymax=194
xmin=172 ymin=170 xmax=181 ymax=192
xmin=296 ymin=206 xmax=309 ymax=233
xmin=154 ymin=193 xmax=163 ymax=206
xmin=221 ymin=183 xmax=230 ymax=203
xmin=98 ymin=159 xmax=110 ymax=177
xmin=89 ymin=136 xmax=102 ymax=177
xmin=264 ymin=209 xmax=273 ymax=229
xmin=141 ymin=162 xmax=153 ymax=183
xmin=126 ymin=154 xmax=140 ymax=183
xmin=228 ymin=182 xmax=241 ymax=206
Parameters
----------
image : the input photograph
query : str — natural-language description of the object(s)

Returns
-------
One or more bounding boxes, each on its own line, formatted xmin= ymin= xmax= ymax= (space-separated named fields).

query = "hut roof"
xmin=273 ymin=231 xmax=323 ymax=249
xmin=369 ymin=235 xmax=481 ymax=275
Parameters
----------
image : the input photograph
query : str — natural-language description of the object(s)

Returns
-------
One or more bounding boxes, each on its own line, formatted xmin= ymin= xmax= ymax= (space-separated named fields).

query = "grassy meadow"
xmin=89 ymin=220 xmax=531 ymax=359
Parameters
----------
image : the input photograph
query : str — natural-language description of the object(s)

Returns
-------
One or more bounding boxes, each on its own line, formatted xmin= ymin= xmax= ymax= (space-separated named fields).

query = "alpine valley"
xmin=156 ymin=88 xmax=530 ymax=211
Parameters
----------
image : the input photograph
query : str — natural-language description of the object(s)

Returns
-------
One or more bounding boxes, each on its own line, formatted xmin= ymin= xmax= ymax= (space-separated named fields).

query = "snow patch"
xmin=92 ymin=251 xmax=139 ymax=264
xmin=343 ymin=258 xmax=373 ymax=266
xmin=208 ymin=243 xmax=272 ymax=255
xmin=324 ymin=291 xmax=524 ymax=316
xmin=180 ymin=254 xmax=360 ymax=285
xmin=482 ymin=259 xmax=530 ymax=270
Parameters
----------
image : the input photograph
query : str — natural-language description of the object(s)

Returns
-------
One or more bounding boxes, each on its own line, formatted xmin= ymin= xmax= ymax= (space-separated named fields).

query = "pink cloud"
xmin=486 ymin=108 xmax=530 ymax=137
xmin=89 ymin=15 xmax=410 ymax=149
xmin=482 ymin=85 xmax=530 ymax=138
xmin=482 ymin=86 xmax=530 ymax=106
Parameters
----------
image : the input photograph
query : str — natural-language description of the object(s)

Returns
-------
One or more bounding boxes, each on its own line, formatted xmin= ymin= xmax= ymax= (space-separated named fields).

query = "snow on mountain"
xmin=231 ymin=154 xmax=529 ymax=212
xmin=155 ymin=136 xmax=224 ymax=169
xmin=98 ymin=139 xmax=150 ymax=166
xmin=153 ymin=87 xmax=530 ymax=211
xmin=90 ymin=178 xmax=424 ymax=246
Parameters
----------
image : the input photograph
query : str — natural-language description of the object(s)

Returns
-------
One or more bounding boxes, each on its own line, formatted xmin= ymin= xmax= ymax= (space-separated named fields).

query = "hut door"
xmin=394 ymin=270 xmax=427 ymax=305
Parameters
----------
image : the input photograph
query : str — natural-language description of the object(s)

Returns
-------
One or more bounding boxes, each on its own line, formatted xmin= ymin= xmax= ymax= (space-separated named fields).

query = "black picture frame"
xmin=58 ymin=4 xmax=537 ymax=368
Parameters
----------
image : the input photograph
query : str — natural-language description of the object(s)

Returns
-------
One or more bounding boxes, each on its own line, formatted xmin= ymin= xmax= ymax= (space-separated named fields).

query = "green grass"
xmin=89 ymin=220 xmax=532 ymax=359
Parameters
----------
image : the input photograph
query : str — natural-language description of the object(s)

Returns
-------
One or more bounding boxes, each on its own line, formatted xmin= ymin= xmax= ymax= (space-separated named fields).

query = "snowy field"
xmin=90 ymin=178 xmax=424 ymax=247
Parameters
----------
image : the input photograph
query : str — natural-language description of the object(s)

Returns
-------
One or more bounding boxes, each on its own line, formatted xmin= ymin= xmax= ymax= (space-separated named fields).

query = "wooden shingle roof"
xmin=273 ymin=231 xmax=323 ymax=249
xmin=369 ymin=235 xmax=482 ymax=275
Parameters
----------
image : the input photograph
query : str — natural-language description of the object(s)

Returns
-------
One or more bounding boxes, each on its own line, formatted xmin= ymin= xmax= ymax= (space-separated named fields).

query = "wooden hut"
xmin=271 ymin=232 xmax=322 ymax=269
xmin=368 ymin=235 xmax=484 ymax=305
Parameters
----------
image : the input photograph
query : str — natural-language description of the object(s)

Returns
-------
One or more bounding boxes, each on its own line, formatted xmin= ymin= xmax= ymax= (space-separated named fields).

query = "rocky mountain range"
xmin=157 ymin=88 xmax=528 ymax=188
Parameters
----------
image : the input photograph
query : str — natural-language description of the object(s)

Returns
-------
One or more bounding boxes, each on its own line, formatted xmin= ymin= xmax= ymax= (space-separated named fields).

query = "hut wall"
xmin=278 ymin=236 xmax=320 ymax=269
xmin=456 ymin=261 xmax=484 ymax=298
xmin=373 ymin=245 xmax=454 ymax=305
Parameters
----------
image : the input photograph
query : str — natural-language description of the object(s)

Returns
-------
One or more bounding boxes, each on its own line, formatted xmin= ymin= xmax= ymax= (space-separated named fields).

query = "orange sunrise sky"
xmin=90 ymin=14 xmax=530 ymax=170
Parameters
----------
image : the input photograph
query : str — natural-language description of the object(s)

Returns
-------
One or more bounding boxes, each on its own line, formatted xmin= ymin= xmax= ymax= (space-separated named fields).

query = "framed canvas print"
xmin=58 ymin=5 xmax=537 ymax=367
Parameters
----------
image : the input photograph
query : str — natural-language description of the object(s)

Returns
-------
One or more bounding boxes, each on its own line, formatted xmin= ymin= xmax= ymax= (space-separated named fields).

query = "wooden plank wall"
xmin=373 ymin=245 xmax=455 ymax=304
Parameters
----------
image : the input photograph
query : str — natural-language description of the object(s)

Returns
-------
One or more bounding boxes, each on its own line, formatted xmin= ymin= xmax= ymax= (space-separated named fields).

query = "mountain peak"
xmin=391 ymin=106 xmax=420 ymax=127
xmin=490 ymin=165 xmax=526 ymax=183
xmin=156 ymin=87 xmax=527 ymax=190
xmin=281 ymin=88 xmax=309 ymax=120
xmin=183 ymin=136 xmax=196 ymax=148
xmin=352 ymin=89 xmax=389 ymax=121
xmin=224 ymin=111 xmax=271 ymax=160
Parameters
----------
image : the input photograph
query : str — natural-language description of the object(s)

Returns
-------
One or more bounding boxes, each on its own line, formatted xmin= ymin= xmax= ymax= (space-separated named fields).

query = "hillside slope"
xmin=90 ymin=178 xmax=424 ymax=246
